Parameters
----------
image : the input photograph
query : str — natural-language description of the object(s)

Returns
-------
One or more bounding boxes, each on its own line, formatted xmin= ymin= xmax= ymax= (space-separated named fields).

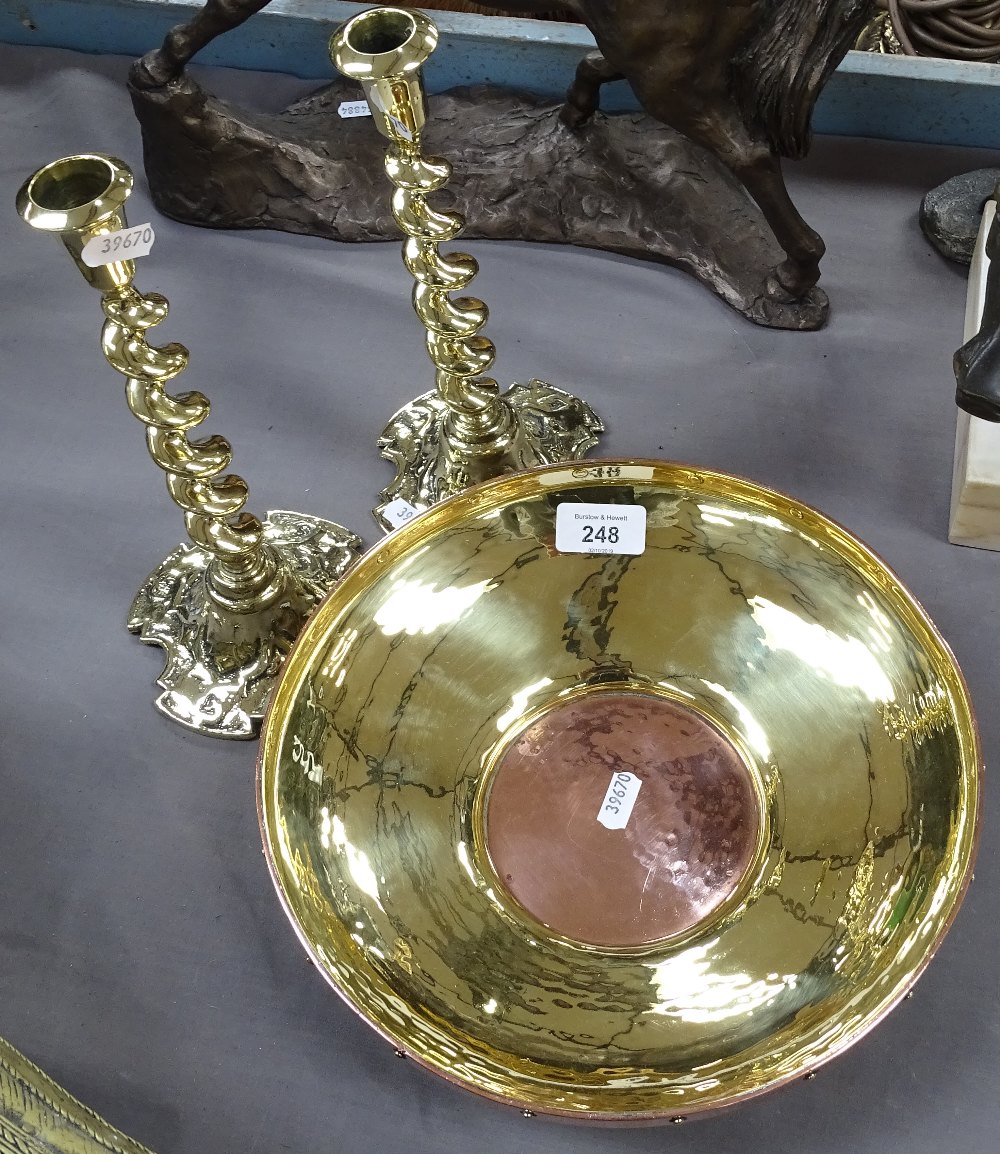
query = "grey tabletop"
xmin=1 ymin=40 xmax=997 ymax=1154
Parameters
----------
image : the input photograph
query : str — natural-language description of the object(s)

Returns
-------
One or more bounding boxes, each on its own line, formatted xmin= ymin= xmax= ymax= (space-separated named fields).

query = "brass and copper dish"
xmin=258 ymin=460 xmax=980 ymax=1120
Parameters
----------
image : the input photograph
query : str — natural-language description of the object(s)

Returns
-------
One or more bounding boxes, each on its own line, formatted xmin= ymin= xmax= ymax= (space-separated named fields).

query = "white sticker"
xmin=382 ymin=497 xmax=420 ymax=529
xmin=338 ymin=99 xmax=371 ymax=119
xmin=598 ymin=771 xmax=642 ymax=830
xmin=555 ymin=502 xmax=646 ymax=555
xmin=81 ymin=223 xmax=155 ymax=267
xmin=388 ymin=114 xmax=413 ymax=141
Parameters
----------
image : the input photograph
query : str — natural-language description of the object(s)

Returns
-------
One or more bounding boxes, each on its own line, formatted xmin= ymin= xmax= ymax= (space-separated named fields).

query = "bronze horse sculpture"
xmin=134 ymin=0 xmax=874 ymax=316
xmin=486 ymin=0 xmax=873 ymax=304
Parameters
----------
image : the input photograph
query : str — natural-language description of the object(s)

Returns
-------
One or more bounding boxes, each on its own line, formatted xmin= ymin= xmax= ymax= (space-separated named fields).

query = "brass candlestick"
xmin=330 ymin=6 xmax=604 ymax=531
xmin=17 ymin=153 xmax=362 ymax=739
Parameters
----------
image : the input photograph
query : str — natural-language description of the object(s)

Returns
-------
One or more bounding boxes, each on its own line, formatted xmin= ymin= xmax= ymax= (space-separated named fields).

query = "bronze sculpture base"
xmin=130 ymin=73 xmax=828 ymax=331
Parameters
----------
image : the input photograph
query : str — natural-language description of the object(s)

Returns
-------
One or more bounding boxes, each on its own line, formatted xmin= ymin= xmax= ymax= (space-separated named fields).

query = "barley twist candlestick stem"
xmin=101 ymin=283 xmax=281 ymax=607
xmin=390 ymin=144 xmax=511 ymax=449
xmin=18 ymin=153 xmax=362 ymax=738
xmin=331 ymin=6 xmax=603 ymax=532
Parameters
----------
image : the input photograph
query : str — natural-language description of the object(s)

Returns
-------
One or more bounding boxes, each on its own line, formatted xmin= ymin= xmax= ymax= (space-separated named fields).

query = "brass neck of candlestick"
xmin=17 ymin=153 xmax=281 ymax=611
xmin=330 ymin=5 xmax=437 ymax=144
xmin=330 ymin=7 xmax=514 ymax=451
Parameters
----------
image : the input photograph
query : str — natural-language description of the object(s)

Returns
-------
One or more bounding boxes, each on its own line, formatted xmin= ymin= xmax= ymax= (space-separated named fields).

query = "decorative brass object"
xmin=17 ymin=154 xmax=362 ymax=739
xmin=259 ymin=460 xmax=980 ymax=1119
xmin=0 ymin=1034 xmax=155 ymax=1154
xmin=855 ymin=10 xmax=902 ymax=54
xmin=330 ymin=7 xmax=603 ymax=531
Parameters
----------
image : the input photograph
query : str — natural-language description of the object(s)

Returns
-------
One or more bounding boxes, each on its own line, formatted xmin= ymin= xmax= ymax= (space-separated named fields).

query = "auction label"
xmin=555 ymin=502 xmax=646 ymax=555
xmin=382 ymin=497 xmax=420 ymax=530
xmin=388 ymin=114 xmax=413 ymax=141
xmin=338 ymin=99 xmax=372 ymax=118
xmin=598 ymin=771 xmax=642 ymax=830
xmin=82 ymin=224 xmax=155 ymax=267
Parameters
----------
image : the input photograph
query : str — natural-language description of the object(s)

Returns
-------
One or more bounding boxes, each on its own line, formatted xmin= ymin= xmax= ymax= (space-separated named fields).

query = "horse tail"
xmin=732 ymin=0 xmax=873 ymax=160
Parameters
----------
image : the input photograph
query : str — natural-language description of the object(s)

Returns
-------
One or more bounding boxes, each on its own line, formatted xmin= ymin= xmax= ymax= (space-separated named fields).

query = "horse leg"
xmin=132 ymin=0 xmax=272 ymax=88
xmin=560 ymin=52 xmax=624 ymax=129
xmin=731 ymin=150 xmax=825 ymax=300
xmin=661 ymin=99 xmax=825 ymax=302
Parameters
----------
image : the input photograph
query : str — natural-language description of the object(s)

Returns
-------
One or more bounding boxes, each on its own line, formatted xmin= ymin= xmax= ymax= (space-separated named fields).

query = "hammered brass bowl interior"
xmin=258 ymin=460 xmax=980 ymax=1120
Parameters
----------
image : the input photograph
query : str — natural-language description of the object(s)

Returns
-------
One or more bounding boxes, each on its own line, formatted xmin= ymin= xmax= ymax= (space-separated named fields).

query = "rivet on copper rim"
xmin=671 ymin=1115 xmax=687 ymax=1124
xmin=393 ymin=1048 xmax=407 ymax=1058
xmin=803 ymin=1072 xmax=817 ymax=1081
xmin=521 ymin=1110 xmax=535 ymax=1119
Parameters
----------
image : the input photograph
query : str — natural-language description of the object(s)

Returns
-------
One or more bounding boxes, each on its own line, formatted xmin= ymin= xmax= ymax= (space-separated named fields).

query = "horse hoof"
xmin=559 ymin=103 xmax=593 ymax=131
xmin=746 ymin=278 xmax=829 ymax=331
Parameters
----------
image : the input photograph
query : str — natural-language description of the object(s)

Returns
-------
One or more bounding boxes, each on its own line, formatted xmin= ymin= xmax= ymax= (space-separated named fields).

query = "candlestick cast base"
xmin=373 ymin=380 xmax=603 ymax=531
xmin=128 ymin=510 xmax=361 ymax=737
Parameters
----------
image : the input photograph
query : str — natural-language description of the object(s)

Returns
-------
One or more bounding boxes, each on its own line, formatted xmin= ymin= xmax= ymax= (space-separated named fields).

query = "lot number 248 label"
xmin=555 ymin=502 xmax=646 ymax=555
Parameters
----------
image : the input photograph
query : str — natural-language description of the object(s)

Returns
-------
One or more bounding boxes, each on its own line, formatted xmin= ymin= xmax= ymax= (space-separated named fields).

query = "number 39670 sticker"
xmin=81 ymin=223 xmax=155 ymax=267
xmin=598 ymin=771 xmax=642 ymax=830
xmin=555 ymin=502 xmax=646 ymax=555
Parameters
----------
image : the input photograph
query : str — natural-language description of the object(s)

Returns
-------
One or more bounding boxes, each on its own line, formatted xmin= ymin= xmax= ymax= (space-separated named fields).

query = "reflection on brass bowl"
xmin=258 ymin=461 xmax=980 ymax=1121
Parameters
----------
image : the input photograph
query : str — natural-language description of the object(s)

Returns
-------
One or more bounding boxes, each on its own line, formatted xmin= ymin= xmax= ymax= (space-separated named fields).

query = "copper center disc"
xmin=484 ymin=692 xmax=761 ymax=948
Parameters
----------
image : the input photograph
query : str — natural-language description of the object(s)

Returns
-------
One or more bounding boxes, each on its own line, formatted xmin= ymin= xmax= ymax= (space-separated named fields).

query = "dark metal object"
xmin=131 ymin=0 xmax=271 ymax=88
xmin=922 ymin=168 xmax=1000 ymax=265
xmin=130 ymin=0 xmax=874 ymax=329
xmin=532 ymin=0 xmax=874 ymax=303
xmin=886 ymin=0 xmax=1000 ymax=62
xmin=955 ymin=186 xmax=1000 ymax=421
xmin=130 ymin=75 xmax=825 ymax=329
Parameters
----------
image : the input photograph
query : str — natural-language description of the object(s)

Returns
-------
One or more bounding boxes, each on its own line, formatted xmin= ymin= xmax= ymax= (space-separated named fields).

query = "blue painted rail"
xmin=2 ymin=0 xmax=1000 ymax=148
